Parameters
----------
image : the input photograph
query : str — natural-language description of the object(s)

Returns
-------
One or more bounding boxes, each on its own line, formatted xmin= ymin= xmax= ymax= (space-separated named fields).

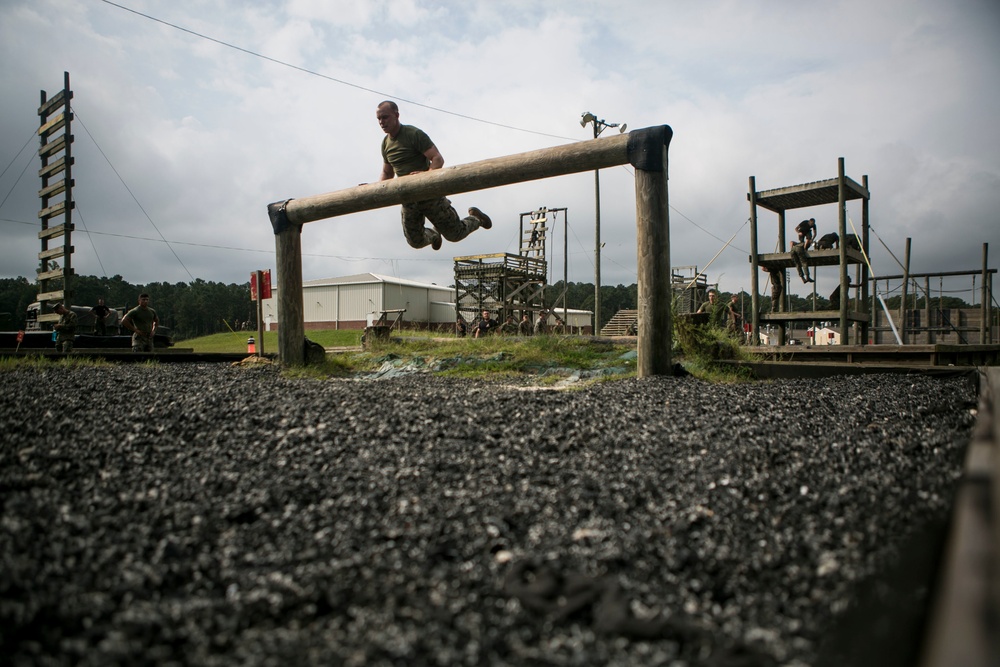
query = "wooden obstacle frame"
xmin=268 ymin=125 xmax=674 ymax=377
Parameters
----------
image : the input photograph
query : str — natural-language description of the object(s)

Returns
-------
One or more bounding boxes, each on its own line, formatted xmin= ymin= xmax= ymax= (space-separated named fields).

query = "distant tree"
xmin=0 ymin=277 xmax=38 ymax=329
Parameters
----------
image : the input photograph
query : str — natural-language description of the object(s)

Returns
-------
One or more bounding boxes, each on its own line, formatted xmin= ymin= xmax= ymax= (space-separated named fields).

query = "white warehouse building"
xmin=260 ymin=273 xmax=593 ymax=333
xmin=260 ymin=273 xmax=455 ymax=332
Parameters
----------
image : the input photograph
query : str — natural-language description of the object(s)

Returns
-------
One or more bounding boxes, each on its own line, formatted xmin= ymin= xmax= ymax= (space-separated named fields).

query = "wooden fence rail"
xmin=268 ymin=125 xmax=673 ymax=375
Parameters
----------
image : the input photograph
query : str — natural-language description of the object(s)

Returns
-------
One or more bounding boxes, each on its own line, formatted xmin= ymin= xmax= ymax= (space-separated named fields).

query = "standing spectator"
xmin=534 ymin=310 xmax=549 ymax=336
xmin=500 ymin=314 xmax=519 ymax=335
xmin=697 ymin=289 xmax=727 ymax=327
xmin=473 ymin=310 xmax=499 ymax=338
xmin=727 ymin=295 xmax=743 ymax=336
xmin=455 ymin=316 xmax=468 ymax=337
xmin=51 ymin=302 xmax=76 ymax=353
xmin=376 ymin=100 xmax=492 ymax=251
xmin=518 ymin=313 xmax=533 ymax=336
xmin=91 ymin=298 xmax=111 ymax=336
xmin=121 ymin=293 xmax=159 ymax=353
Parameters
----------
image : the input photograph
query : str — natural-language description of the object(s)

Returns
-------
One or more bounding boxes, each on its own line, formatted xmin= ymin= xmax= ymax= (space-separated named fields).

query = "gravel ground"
xmin=0 ymin=364 xmax=978 ymax=666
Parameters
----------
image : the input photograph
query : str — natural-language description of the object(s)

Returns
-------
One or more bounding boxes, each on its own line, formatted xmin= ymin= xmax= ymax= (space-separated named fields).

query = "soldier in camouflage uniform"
xmin=121 ymin=293 xmax=159 ymax=353
xmin=518 ymin=313 xmax=533 ymax=336
xmin=51 ymin=302 xmax=77 ymax=353
xmin=377 ymin=100 xmax=492 ymax=250
xmin=500 ymin=315 xmax=519 ymax=335
xmin=790 ymin=218 xmax=816 ymax=283
xmin=761 ymin=265 xmax=785 ymax=312
xmin=697 ymin=289 xmax=727 ymax=327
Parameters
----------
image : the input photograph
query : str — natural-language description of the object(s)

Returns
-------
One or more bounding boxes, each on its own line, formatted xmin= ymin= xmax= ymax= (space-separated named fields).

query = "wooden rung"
xmin=38 ymin=113 xmax=69 ymax=138
xmin=38 ymin=268 xmax=73 ymax=281
xmin=39 ymin=222 xmax=73 ymax=239
xmin=39 ymin=155 xmax=72 ymax=179
xmin=38 ymin=201 xmax=73 ymax=221
xmin=39 ymin=134 xmax=69 ymax=158
xmin=38 ymin=89 xmax=71 ymax=118
xmin=39 ymin=180 xmax=71 ymax=199
xmin=39 ymin=246 xmax=73 ymax=260
xmin=36 ymin=290 xmax=67 ymax=302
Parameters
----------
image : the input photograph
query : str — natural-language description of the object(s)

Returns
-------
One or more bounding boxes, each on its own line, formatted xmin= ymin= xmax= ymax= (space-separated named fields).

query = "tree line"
xmin=0 ymin=274 xmax=254 ymax=341
xmin=0 ymin=274 xmax=972 ymax=339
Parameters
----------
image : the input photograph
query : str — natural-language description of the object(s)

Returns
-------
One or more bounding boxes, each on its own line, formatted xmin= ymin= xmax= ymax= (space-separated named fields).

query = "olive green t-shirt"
xmin=124 ymin=305 xmax=158 ymax=335
xmin=381 ymin=125 xmax=434 ymax=176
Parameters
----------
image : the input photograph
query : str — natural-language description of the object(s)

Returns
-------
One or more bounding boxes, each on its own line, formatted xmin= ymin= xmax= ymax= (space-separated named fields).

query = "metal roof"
xmin=303 ymin=273 xmax=450 ymax=291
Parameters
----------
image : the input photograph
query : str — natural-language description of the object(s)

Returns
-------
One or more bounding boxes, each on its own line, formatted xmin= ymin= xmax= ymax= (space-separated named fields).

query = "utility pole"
xmin=580 ymin=112 xmax=626 ymax=334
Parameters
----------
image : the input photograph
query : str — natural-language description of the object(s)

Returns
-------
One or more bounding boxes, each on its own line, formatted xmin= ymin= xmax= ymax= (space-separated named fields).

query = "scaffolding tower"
xmin=454 ymin=207 xmax=567 ymax=323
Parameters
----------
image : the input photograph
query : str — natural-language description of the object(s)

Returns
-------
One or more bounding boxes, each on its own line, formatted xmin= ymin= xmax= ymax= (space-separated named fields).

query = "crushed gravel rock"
xmin=0 ymin=364 xmax=977 ymax=666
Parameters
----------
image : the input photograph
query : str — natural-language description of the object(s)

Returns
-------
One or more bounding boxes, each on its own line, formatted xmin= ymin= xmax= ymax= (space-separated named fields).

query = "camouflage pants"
xmin=770 ymin=271 xmax=785 ymax=312
xmin=401 ymin=197 xmax=481 ymax=249
xmin=790 ymin=244 xmax=810 ymax=279
xmin=55 ymin=334 xmax=73 ymax=353
xmin=132 ymin=332 xmax=154 ymax=353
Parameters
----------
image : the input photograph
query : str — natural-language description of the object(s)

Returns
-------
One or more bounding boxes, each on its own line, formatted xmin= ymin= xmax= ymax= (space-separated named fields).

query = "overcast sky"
xmin=1 ymin=0 xmax=998 ymax=304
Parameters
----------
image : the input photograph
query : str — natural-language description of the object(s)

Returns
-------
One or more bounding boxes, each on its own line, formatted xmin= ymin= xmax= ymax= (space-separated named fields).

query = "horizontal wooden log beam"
xmin=273 ymin=132 xmax=635 ymax=229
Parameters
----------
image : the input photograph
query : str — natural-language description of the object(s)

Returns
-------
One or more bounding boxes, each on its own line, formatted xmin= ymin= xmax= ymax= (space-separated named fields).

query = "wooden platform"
xmin=761 ymin=310 xmax=870 ymax=324
xmin=747 ymin=343 xmax=1000 ymax=367
xmin=757 ymin=247 xmax=866 ymax=269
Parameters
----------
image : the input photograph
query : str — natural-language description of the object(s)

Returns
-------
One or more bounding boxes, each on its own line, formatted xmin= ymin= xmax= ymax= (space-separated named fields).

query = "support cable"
xmin=73 ymin=108 xmax=195 ymax=282
xmin=684 ymin=218 xmax=750 ymax=290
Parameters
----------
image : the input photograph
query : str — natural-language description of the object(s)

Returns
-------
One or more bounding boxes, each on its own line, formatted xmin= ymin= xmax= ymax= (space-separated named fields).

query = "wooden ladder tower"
xmin=35 ymin=71 xmax=76 ymax=326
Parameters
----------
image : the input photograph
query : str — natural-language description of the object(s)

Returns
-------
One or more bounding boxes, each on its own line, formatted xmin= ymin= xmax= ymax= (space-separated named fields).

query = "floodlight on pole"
xmin=580 ymin=111 xmax=626 ymax=334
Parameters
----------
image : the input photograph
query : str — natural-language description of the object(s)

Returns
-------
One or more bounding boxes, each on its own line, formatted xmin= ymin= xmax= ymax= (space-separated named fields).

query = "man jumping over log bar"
xmin=376 ymin=100 xmax=492 ymax=251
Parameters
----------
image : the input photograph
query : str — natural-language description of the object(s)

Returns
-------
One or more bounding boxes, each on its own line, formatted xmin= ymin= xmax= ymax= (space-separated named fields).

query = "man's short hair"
xmin=139 ymin=293 xmax=150 ymax=299
xmin=378 ymin=100 xmax=399 ymax=112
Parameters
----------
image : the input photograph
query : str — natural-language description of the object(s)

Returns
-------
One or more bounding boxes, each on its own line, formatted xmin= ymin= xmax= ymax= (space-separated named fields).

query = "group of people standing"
xmin=50 ymin=293 xmax=159 ymax=353
xmin=456 ymin=309 xmax=565 ymax=338
xmin=696 ymin=289 xmax=744 ymax=337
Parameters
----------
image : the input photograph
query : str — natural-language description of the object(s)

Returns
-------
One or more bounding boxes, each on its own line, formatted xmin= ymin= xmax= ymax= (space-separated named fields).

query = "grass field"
xmin=179 ymin=329 xmax=362 ymax=353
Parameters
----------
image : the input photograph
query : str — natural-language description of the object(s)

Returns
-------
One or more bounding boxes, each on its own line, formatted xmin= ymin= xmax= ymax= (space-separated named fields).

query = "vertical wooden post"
xmin=837 ymin=157 xmax=849 ymax=344
xmin=925 ymin=277 xmax=932 ymax=344
xmin=270 ymin=200 xmax=305 ymax=365
xmin=255 ymin=270 xmax=265 ymax=357
xmin=748 ymin=176 xmax=761 ymax=345
xmin=593 ymin=168 xmax=602 ymax=334
xmin=777 ymin=210 xmax=787 ymax=345
xmin=631 ymin=126 xmax=673 ymax=377
xmin=901 ymin=237 xmax=911 ymax=345
xmin=982 ymin=243 xmax=989 ymax=344
xmin=861 ymin=174 xmax=871 ymax=345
